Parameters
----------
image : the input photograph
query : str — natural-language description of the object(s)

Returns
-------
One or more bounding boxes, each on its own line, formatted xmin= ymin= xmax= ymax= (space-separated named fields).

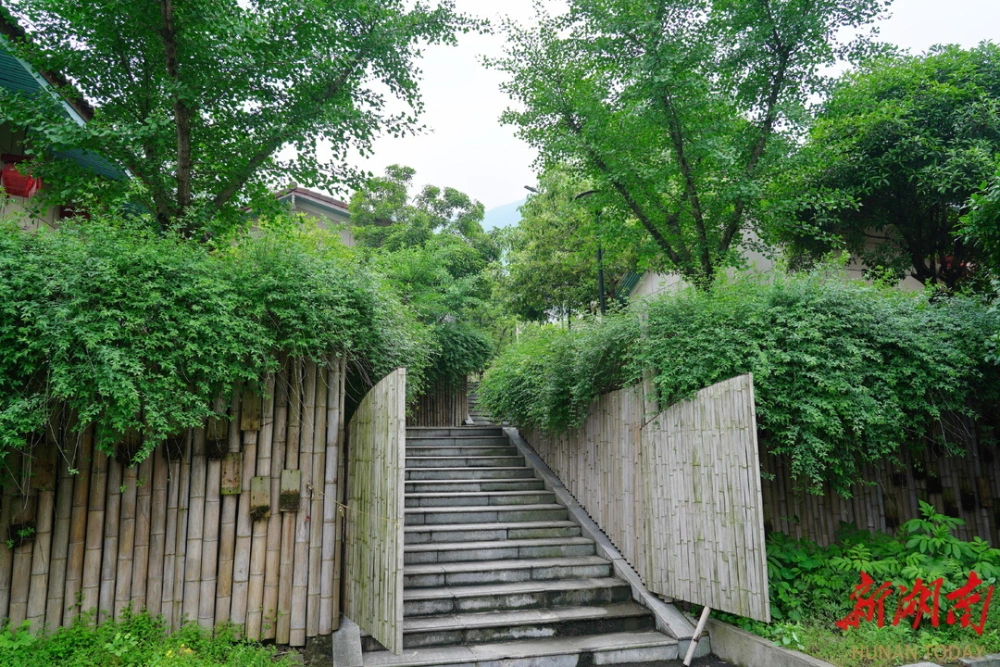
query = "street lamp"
xmin=522 ymin=185 xmax=607 ymax=315
xmin=573 ymin=190 xmax=607 ymax=316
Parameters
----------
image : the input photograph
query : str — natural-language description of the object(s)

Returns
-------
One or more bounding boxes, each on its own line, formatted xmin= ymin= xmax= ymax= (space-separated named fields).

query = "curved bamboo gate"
xmin=343 ymin=368 xmax=406 ymax=654
xmin=0 ymin=357 xmax=347 ymax=646
xmin=526 ymin=374 xmax=771 ymax=622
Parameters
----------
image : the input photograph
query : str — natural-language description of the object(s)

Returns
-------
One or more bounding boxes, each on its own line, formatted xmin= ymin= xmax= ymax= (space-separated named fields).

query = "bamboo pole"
xmin=98 ymin=455 xmax=123 ymax=623
xmin=0 ymin=448 xmax=15 ymax=623
xmin=114 ymin=462 xmax=138 ymax=619
xmin=332 ymin=359 xmax=346 ymax=632
xmin=200 ymin=422 xmax=223 ymax=631
xmin=28 ymin=442 xmax=57 ymax=630
xmin=307 ymin=361 xmax=328 ymax=638
xmin=214 ymin=394 xmax=240 ymax=629
xmin=146 ymin=444 xmax=167 ymax=619
xmin=160 ymin=436 xmax=182 ymax=627
xmin=246 ymin=374 xmax=276 ymax=640
xmin=47 ymin=423 xmax=76 ymax=628
xmin=170 ymin=431 xmax=193 ymax=631
xmin=130 ymin=455 xmax=153 ymax=614
xmin=81 ymin=447 xmax=108 ymax=617
xmin=8 ymin=449 xmax=34 ymax=628
xmin=182 ymin=427 xmax=206 ymax=626
xmin=263 ymin=361 xmax=289 ymax=640
xmin=63 ymin=425 xmax=93 ymax=623
xmin=229 ymin=392 xmax=256 ymax=630
xmin=320 ymin=358 xmax=341 ymax=634
xmin=277 ymin=359 xmax=302 ymax=645
xmin=291 ymin=361 xmax=318 ymax=646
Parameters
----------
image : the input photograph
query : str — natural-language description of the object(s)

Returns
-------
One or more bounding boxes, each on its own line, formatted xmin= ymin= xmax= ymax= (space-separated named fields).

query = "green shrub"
xmin=721 ymin=504 xmax=1000 ymax=666
xmin=482 ymin=270 xmax=999 ymax=493
xmin=638 ymin=271 xmax=999 ymax=493
xmin=428 ymin=321 xmax=493 ymax=387
xmin=0 ymin=214 xmax=427 ymax=466
xmin=479 ymin=313 xmax=639 ymax=432
xmin=0 ymin=611 xmax=297 ymax=667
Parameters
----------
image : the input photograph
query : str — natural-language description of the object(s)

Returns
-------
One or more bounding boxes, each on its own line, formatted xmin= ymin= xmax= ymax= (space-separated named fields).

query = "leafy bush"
xmin=482 ymin=270 xmax=999 ymax=493
xmin=0 ymin=611 xmax=297 ymax=667
xmin=479 ymin=313 xmax=639 ymax=432
xmin=721 ymin=504 xmax=1000 ymax=666
xmin=428 ymin=321 xmax=492 ymax=387
xmin=638 ymin=271 xmax=999 ymax=493
xmin=0 ymin=214 xmax=427 ymax=466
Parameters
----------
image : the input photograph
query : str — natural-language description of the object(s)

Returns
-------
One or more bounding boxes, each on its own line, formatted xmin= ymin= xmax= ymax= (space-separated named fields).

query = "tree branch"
xmin=159 ymin=0 xmax=193 ymax=216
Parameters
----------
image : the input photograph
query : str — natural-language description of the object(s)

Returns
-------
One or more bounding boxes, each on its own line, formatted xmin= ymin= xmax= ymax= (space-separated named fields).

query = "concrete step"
xmin=406 ymin=455 xmax=525 ymax=469
xmin=407 ymin=436 xmax=511 ymax=447
xmin=362 ymin=631 xmax=679 ymax=666
xmin=405 ymin=504 xmax=569 ymax=527
xmin=405 ymin=478 xmax=545 ymax=494
xmin=405 ymin=467 xmax=535 ymax=481
xmin=405 ymin=521 xmax=582 ymax=545
xmin=404 ymin=536 xmax=595 ymax=564
xmin=403 ymin=577 xmax=632 ymax=616
xmin=405 ymin=445 xmax=519 ymax=457
xmin=404 ymin=555 xmax=612 ymax=587
xmin=406 ymin=427 xmax=503 ymax=438
xmin=405 ymin=490 xmax=557 ymax=508
xmin=363 ymin=603 xmax=655 ymax=651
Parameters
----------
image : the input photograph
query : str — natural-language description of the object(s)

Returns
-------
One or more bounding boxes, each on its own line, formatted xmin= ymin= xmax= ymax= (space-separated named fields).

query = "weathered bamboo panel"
xmin=525 ymin=374 xmax=770 ymax=622
xmin=0 ymin=357 xmax=347 ymax=646
xmin=640 ymin=374 xmax=770 ymax=622
xmin=407 ymin=376 xmax=468 ymax=427
xmin=344 ymin=368 xmax=406 ymax=655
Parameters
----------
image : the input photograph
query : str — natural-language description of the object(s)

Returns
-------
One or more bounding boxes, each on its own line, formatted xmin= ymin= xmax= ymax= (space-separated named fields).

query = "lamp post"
xmin=523 ymin=185 xmax=607 ymax=315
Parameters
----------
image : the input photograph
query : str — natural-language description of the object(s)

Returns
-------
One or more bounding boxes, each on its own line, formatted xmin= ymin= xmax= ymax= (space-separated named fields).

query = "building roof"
xmin=0 ymin=10 xmax=121 ymax=179
xmin=275 ymin=187 xmax=350 ymax=219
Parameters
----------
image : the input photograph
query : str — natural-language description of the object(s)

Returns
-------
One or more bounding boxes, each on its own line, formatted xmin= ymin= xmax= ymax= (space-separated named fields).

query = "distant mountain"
xmin=482 ymin=198 xmax=525 ymax=231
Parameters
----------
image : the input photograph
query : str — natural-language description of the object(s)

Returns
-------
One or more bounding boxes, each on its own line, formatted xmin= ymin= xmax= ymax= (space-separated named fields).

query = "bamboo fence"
xmin=407 ymin=376 xmax=468 ymax=427
xmin=344 ymin=368 xmax=406 ymax=655
xmin=526 ymin=374 xmax=771 ymax=622
xmin=0 ymin=357 xmax=349 ymax=646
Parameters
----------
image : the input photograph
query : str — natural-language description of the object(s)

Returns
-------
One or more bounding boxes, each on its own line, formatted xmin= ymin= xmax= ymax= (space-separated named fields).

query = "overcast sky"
xmin=345 ymin=0 xmax=1000 ymax=211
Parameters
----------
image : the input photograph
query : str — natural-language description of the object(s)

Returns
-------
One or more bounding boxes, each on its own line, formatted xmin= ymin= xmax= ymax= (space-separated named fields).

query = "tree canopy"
xmin=0 ymin=0 xmax=475 ymax=237
xmin=778 ymin=43 xmax=1000 ymax=288
xmin=350 ymin=165 xmax=499 ymax=385
xmin=500 ymin=165 xmax=634 ymax=321
xmin=489 ymin=0 xmax=889 ymax=288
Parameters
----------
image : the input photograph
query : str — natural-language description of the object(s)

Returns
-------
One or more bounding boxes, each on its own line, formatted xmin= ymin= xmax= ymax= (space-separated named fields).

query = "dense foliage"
xmin=0 ymin=611 xmax=296 ymax=667
xmin=500 ymin=166 xmax=635 ymax=322
xmin=350 ymin=166 xmax=500 ymax=386
xmin=489 ymin=0 xmax=889 ymax=288
xmin=732 ymin=504 xmax=1000 ymax=666
xmin=0 ymin=214 xmax=426 ymax=465
xmin=0 ymin=0 xmax=474 ymax=236
xmin=480 ymin=272 xmax=999 ymax=493
xmin=778 ymin=43 xmax=1000 ymax=288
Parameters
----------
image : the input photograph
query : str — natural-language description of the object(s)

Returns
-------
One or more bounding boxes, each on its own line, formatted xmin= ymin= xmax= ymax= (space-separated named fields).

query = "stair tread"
xmin=403 ymin=577 xmax=627 ymax=601
xmin=407 ymin=490 xmax=554 ymax=499
xmin=406 ymin=536 xmax=593 ymax=552
xmin=405 ymin=520 xmax=578 ymax=533
xmin=407 ymin=467 xmax=532 ymax=473
xmin=403 ymin=602 xmax=652 ymax=633
xmin=405 ymin=555 xmax=607 ymax=575
xmin=406 ymin=503 xmax=566 ymax=514
xmin=362 ymin=631 xmax=676 ymax=666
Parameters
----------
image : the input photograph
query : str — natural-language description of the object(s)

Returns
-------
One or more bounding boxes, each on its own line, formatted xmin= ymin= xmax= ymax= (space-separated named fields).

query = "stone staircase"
xmin=362 ymin=425 xmax=681 ymax=666
xmin=466 ymin=381 xmax=492 ymax=426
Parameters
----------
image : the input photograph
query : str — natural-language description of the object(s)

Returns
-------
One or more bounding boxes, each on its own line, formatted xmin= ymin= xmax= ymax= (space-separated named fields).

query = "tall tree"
xmin=0 ymin=0 xmax=473 ymax=236
xmin=489 ymin=0 xmax=889 ymax=288
xmin=779 ymin=43 xmax=1000 ymax=289
xmin=502 ymin=166 xmax=634 ymax=321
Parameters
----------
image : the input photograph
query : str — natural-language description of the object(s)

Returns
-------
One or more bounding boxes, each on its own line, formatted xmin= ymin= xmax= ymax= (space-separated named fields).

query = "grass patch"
xmin=0 ymin=611 xmax=298 ymax=667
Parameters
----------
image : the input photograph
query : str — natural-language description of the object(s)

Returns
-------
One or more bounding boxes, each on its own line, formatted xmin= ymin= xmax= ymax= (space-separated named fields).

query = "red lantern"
xmin=1 ymin=155 xmax=41 ymax=198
